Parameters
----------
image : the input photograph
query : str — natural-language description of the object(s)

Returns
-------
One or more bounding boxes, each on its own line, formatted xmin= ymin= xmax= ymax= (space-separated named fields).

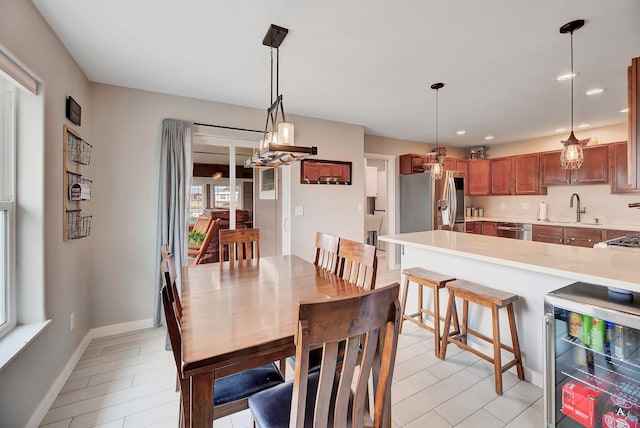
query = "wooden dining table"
xmin=180 ymin=255 xmax=366 ymax=427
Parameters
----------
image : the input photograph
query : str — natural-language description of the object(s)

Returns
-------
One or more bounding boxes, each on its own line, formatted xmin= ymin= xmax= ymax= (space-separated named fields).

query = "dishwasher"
xmin=496 ymin=222 xmax=533 ymax=240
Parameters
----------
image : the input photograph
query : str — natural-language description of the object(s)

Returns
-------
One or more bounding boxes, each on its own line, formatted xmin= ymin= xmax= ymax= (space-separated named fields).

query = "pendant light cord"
xmin=570 ymin=30 xmax=574 ymax=133
xmin=269 ymin=47 xmax=274 ymax=105
xmin=435 ymin=87 xmax=439 ymax=150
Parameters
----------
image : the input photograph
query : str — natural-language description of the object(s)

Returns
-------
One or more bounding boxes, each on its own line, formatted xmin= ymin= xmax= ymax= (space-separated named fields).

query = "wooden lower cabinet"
xmin=604 ymin=229 xmax=640 ymax=240
xmin=532 ymin=224 xmax=564 ymax=245
xmin=466 ymin=221 xmax=481 ymax=234
xmin=481 ymin=221 xmax=497 ymax=236
xmin=563 ymin=227 xmax=603 ymax=248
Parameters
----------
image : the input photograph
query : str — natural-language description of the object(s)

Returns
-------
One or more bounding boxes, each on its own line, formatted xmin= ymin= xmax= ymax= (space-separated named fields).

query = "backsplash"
xmin=470 ymin=184 xmax=640 ymax=226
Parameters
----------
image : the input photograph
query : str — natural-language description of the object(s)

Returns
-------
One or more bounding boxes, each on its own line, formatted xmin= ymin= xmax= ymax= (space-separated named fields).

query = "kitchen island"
xmin=379 ymin=230 xmax=640 ymax=388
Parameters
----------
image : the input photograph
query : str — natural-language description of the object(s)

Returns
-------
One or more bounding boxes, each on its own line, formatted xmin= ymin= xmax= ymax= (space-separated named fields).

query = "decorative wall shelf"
xmin=63 ymin=125 xmax=92 ymax=240
xmin=244 ymin=143 xmax=317 ymax=168
xmin=300 ymin=159 xmax=352 ymax=185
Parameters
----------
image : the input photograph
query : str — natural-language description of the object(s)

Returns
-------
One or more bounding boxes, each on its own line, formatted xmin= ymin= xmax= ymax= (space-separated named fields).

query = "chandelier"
xmin=430 ymin=82 xmax=445 ymax=180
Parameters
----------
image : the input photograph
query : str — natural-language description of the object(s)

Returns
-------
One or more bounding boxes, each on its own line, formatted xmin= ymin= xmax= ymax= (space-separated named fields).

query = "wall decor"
xmin=63 ymin=125 xmax=92 ymax=240
xmin=300 ymin=159 xmax=352 ymax=185
xmin=66 ymin=96 xmax=81 ymax=126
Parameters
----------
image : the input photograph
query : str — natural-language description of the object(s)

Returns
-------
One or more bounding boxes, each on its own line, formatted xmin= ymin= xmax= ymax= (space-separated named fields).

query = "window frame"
xmin=0 ymin=81 xmax=16 ymax=338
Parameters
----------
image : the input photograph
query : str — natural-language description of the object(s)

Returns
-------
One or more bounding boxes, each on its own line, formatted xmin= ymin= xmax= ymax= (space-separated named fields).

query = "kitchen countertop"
xmin=464 ymin=216 xmax=640 ymax=232
xmin=379 ymin=230 xmax=640 ymax=293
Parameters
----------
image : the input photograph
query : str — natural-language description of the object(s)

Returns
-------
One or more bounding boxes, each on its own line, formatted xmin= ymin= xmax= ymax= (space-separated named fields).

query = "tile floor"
xmin=40 ymin=262 xmax=544 ymax=427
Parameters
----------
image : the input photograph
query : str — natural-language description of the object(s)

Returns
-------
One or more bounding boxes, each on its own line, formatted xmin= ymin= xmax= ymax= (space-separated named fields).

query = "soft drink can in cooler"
xmin=582 ymin=315 xmax=593 ymax=347
xmin=591 ymin=318 xmax=606 ymax=352
xmin=568 ymin=312 xmax=582 ymax=338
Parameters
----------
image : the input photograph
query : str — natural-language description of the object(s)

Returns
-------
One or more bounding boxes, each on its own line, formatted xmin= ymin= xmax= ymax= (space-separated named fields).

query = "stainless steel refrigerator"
xmin=399 ymin=170 xmax=465 ymax=233
xmin=544 ymin=282 xmax=640 ymax=428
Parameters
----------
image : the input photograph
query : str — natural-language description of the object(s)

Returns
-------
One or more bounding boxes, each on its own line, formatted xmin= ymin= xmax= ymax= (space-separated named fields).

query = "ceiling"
xmin=32 ymin=0 xmax=640 ymax=148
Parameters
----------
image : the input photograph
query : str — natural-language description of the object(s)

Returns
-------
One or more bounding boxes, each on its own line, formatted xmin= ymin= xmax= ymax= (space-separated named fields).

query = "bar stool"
xmin=440 ymin=279 xmax=524 ymax=395
xmin=400 ymin=267 xmax=456 ymax=357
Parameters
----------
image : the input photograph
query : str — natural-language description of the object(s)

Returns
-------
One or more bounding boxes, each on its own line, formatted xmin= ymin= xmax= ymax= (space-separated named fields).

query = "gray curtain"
xmin=154 ymin=119 xmax=192 ymax=326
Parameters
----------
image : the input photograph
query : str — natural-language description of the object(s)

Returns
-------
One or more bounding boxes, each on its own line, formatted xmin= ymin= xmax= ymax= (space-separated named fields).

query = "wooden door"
xmin=468 ymin=160 xmax=491 ymax=195
xmin=490 ymin=157 xmax=512 ymax=195
xmin=481 ymin=222 xmax=497 ymax=236
xmin=541 ymin=151 xmax=570 ymax=186
xmin=573 ymin=145 xmax=608 ymax=184
xmin=532 ymin=224 xmax=564 ymax=245
xmin=513 ymin=154 xmax=544 ymax=195
xmin=563 ymin=227 xmax=603 ymax=248
xmin=610 ymin=142 xmax=639 ymax=193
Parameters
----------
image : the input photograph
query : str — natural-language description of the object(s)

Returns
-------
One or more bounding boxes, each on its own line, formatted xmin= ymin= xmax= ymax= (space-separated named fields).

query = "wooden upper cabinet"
xmin=513 ymin=153 xmax=545 ymax=195
xmin=541 ymin=146 xmax=608 ymax=186
xmin=610 ymin=141 xmax=640 ymax=193
xmin=573 ymin=145 xmax=608 ymax=184
xmin=490 ymin=157 xmax=512 ymax=195
xmin=444 ymin=157 xmax=457 ymax=171
xmin=541 ymin=151 xmax=570 ymax=186
xmin=468 ymin=160 xmax=491 ymax=195
xmin=400 ymin=153 xmax=430 ymax=175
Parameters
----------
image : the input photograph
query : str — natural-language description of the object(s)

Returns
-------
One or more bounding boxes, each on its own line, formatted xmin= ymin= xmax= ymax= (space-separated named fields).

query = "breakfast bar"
xmin=379 ymin=230 xmax=640 ymax=387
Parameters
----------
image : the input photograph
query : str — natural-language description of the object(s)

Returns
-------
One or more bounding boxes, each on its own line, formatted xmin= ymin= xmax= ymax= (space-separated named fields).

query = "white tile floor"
xmin=40 ymin=263 xmax=544 ymax=427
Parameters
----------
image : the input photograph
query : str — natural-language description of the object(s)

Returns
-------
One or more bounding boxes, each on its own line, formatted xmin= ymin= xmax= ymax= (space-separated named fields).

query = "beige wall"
xmin=0 ymin=1 xmax=93 ymax=427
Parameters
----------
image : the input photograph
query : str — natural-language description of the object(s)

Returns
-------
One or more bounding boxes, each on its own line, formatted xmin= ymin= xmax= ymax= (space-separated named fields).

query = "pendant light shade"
xmin=559 ymin=19 xmax=590 ymax=170
xmin=430 ymin=82 xmax=445 ymax=180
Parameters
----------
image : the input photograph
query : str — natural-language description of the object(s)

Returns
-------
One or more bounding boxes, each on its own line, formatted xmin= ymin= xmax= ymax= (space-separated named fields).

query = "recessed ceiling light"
xmin=620 ymin=108 xmax=630 ymax=113
xmin=556 ymin=72 xmax=578 ymax=81
xmin=456 ymin=130 xmax=466 ymax=135
xmin=555 ymin=128 xmax=566 ymax=133
xmin=586 ymin=88 xmax=604 ymax=95
xmin=484 ymin=135 xmax=494 ymax=141
xmin=578 ymin=123 xmax=590 ymax=128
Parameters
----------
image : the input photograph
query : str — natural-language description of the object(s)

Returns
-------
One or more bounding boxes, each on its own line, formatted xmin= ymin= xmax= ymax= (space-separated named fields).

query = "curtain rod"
xmin=193 ymin=122 xmax=262 ymax=134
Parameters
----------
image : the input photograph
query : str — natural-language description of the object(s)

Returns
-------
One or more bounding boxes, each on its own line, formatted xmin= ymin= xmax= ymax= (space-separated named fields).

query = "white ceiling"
xmin=32 ymin=0 xmax=640 ymax=148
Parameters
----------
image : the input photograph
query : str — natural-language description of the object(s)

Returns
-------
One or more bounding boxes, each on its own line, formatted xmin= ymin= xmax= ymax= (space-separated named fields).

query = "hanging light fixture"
xmin=559 ymin=19 xmax=590 ymax=170
xmin=245 ymin=25 xmax=317 ymax=168
xmin=430 ymin=82 xmax=445 ymax=180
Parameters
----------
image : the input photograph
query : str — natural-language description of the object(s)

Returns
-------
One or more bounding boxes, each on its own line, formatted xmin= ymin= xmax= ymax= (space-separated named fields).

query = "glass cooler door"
xmin=544 ymin=283 xmax=640 ymax=428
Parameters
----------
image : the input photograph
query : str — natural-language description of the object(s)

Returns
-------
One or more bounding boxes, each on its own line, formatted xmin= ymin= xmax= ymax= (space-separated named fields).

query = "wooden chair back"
xmin=290 ymin=283 xmax=401 ymax=428
xmin=161 ymin=253 xmax=182 ymax=321
xmin=219 ymin=228 xmax=260 ymax=267
xmin=313 ymin=232 xmax=340 ymax=274
xmin=336 ymin=238 xmax=378 ymax=291
xmin=188 ymin=219 xmax=221 ymax=265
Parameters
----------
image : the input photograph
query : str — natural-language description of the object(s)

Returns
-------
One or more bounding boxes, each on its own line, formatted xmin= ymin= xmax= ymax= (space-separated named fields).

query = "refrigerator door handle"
xmin=543 ymin=313 xmax=554 ymax=428
xmin=449 ymin=175 xmax=457 ymax=228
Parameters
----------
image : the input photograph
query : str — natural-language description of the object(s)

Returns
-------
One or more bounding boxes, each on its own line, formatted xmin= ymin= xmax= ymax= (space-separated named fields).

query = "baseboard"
xmin=90 ymin=318 xmax=154 ymax=339
xmin=27 ymin=317 xmax=155 ymax=428
xmin=25 ymin=331 xmax=92 ymax=428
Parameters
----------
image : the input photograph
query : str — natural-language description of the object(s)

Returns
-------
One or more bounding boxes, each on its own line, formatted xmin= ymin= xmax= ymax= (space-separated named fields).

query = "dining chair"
xmin=313 ymin=232 xmax=340 ymax=274
xmin=161 ymin=285 xmax=285 ymax=427
xmin=336 ymin=238 xmax=378 ymax=291
xmin=248 ymin=282 xmax=401 ymax=428
xmin=160 ymin=253 xmax=181 ymax=320
xmin=219 ymin=227 xmax=260 ymax=267
xmin=188 ymin=214 xmax=213 ymax=250
xmin=187 ymin=218 xmax=221 ymax=265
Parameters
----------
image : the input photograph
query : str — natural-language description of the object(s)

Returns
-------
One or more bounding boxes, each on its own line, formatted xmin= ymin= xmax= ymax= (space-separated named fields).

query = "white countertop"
xmin=463 ymin=216 xmax=640 ymax=232
xmin=379 ymin=230 xmax=640 ymax=292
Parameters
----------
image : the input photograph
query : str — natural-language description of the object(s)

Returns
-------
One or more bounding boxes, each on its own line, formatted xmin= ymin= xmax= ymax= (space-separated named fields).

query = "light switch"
xmin=294 ymin=206 xmax=304 ymax=216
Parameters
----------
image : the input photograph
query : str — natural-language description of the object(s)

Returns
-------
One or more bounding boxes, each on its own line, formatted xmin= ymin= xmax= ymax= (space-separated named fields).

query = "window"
xmin=0 ymin=75 xmax=15 ymax=337
xmin=189 ymin=177 xmax=244 ymax=221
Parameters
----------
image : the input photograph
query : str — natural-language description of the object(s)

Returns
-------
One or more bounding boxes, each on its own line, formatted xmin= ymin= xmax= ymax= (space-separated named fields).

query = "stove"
xmin=604 ymin=236 xmax=640 ymax=248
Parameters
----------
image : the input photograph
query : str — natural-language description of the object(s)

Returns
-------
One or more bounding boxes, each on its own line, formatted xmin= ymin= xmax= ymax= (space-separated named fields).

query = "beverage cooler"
xmin=544 ymin=282 xmax=640 ymax=428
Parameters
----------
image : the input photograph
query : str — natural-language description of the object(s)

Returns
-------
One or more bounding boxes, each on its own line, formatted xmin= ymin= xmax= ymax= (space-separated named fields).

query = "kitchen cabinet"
xmin=490 ymin=157 xmax=512 ymax=195
xmin=444 ymin=157 xmax=469 ymax=194
xmin=532 ymin=224 xmax=564 ymax=245
xmin=563 ymin=227 xmax=603 ymax=248
xmin=399 ymin=153 xmax=429 ymax=175
xmin=610 ymin=141 xmax=640 ymax=193
xmin=513 ymin=153 xmax=546 ymax=195
xmin=466 ymin=221 xmax=481 ymax=234
xmin=630 ymin=56 xmax=639 ymax=189
xmin=604 ymin=229 xmax=640 ymax=240
xmin=481 ymin=221 xmax=497 ymax=236
xmin=366 ymin=166 xmax=378 ymax=197
xmin=541 ymin=146 xmax=608 ymax=186
xmin=468 ymin=160 xmax=491 ymax=195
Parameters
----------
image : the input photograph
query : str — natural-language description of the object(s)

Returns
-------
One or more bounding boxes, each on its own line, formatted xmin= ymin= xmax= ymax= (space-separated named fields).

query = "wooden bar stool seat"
xmin=440 ymin=279 xmax=524 ymax=395
xmin=400 ymin=267 xmax=456 ymax=357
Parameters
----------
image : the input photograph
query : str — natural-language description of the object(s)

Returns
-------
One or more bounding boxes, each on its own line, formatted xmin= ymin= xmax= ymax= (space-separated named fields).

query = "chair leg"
xmin=461 ymin=299 xmax=469 ymax=345
xmin=433 ymin=286 xmax=441 ymax=357
xmin=492 ymin=305 xmax=503 ymax=395
xmin=399 ymin=275 xmax=410 ymax=333
xmin=507 ymin=303 xmax=525 ymax=380
xmin=417 ymin=283 xmax=424 ymax=325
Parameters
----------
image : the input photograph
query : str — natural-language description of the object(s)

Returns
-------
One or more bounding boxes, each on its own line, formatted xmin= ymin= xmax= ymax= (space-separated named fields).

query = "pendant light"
xmin=559 ymin=19 xmax=590 ymax=170
xmin=262 ymin=24 xmax=294 ymax=148
xmin=430 ymin=82 xmax=445 ymax=180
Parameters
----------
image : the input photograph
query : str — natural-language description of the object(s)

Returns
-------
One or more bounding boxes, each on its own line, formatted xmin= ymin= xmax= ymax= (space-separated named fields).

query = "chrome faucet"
xmin=569 ymin=193 xmax=586 ymax=223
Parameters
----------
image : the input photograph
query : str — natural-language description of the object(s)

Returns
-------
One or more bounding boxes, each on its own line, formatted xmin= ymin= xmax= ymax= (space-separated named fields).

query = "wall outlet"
xmin=70 ymin=312 xmax=75 ymax=331
xmin=499 ymin=203 xmax=506 ymax=210
xmin=294 ymin=206 xmax=304 ymax=216
xmin=521 ymin=203 xmax=530 ymax=210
